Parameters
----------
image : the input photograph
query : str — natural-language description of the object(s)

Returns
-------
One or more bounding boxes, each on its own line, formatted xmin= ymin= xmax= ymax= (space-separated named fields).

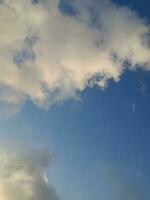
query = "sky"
xmin=0 ymin=0 xmax=150 ymax=200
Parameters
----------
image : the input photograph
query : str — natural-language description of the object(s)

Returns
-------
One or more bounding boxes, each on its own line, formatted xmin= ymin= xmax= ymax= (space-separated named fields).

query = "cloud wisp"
xmin=96 ymin=161 xmax=148 ymax=200
xmin=0 ymin=149 xmax=59 ymax=200
xmin=0 ymin=0 xmax=150 ymax=114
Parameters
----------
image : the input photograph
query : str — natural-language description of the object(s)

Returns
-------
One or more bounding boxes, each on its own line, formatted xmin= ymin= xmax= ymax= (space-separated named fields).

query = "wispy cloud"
xmin=132 ymin=103 xmax=136 ymax=113
xmin=0 ymin=0 xmax=149 ymax=114
xmin=96 ymin=161 xmax=147 ymax=200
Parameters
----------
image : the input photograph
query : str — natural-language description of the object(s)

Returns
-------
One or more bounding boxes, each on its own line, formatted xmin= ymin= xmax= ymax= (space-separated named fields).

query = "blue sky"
xmin=0 ymin=0 xmax=150 ymax=200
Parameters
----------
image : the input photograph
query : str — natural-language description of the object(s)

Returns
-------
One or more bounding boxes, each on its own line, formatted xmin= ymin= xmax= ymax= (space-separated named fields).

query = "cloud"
xmin=0 ymin=149 xmax=59 ymax=200
xmin=132 ymin=103 xmax=136 ymax=113
xmin=0 ymin=147 xmax=148 ymax=200
xmin=95 ymin=161 xmax=149 ymax=200
xmin=0 ymin=0 xmax=149 ymax=113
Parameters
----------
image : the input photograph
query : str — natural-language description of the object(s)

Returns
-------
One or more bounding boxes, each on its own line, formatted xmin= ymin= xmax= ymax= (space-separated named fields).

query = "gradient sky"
xmin=0 ymin=0 xmax=150 ymax=200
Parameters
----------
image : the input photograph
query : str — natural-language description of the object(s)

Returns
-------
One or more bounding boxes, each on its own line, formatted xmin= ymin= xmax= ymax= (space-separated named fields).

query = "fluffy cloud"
xmin=0 ymin=149 xmax=59 ymax=200
xmin=0 ymin=0 xmax=149 ymax=112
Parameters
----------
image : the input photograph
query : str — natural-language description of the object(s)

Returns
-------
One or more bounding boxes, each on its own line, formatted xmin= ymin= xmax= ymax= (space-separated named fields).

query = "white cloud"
xmin=0 ymin=149 xmax=59 ymax=200
xmin=0 ymin=0 xmax=149 ymax=112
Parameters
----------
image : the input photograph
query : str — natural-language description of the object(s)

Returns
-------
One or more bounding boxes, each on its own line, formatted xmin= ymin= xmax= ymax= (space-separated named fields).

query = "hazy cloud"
xmin=0 ymin=0 xmax=149 ymax=113
xmin=95 ymin=161 xmax=149 ymax=200
xmin=0 ymin=149 xmax=59 ymax=200
xmin=0 ymin=147 xmax=148 ymax=200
